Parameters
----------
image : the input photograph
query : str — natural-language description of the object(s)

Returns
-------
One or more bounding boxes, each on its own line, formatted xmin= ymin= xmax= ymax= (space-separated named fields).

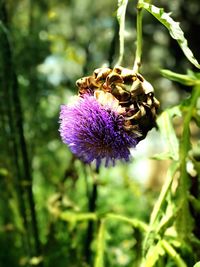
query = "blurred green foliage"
xmin=0 ymin=0 xmax=200 ymax=267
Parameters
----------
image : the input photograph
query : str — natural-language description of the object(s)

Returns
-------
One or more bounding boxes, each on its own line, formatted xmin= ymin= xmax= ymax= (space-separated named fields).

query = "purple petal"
xmin=59 ymin=95 xmax=138 ymax=167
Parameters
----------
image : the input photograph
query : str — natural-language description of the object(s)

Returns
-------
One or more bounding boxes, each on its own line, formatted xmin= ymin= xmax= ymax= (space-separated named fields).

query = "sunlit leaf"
xmin=149 ymin=162 xmax=179 ymax=225
xmin=157 ymin=106 xmax=181 ymax=161
xmin=138 ymin=1 xmax=200 ymax=68
xmin=143 ymin=241 xmax=165 ymax=267
xmin=194 ymin=262 xmax=200 ymax=267
xmin=156 ymin=203 xmax=174 ymax=235
xmin=143 ymin=162 xmax=179 ymax=257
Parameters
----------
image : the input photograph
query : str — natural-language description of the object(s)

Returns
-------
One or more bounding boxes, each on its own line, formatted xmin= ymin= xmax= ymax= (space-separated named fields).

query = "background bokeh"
xmin=0 ymin=0 xmax=200 ymax=266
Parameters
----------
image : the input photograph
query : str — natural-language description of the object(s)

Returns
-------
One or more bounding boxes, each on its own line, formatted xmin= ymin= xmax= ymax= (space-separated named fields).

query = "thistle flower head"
xmin=59 ymin=67 xmax=160 ymax=167
xmin=59 ymin=93 xmax=138 ymax=167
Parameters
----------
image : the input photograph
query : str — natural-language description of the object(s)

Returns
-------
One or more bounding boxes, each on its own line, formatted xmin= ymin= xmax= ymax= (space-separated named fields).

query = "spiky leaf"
xmin=161 ymin=69 xmax=200 ymax=86
xmin=138 ymin=1 xmax=200 ymax=68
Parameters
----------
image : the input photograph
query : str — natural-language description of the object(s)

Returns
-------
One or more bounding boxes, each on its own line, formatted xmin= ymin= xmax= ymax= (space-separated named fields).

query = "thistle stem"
xmin=115 ymin=0 xmax=129 ymax=66
xmin=94 ymin=219 xmax=106 ymax=267
xmin=179 ymin=86 xmax=200 ymax=195
xmin=143 ymin=162 xmax=178 ymax=255
xmin=85 ymin=167 xmax=99 ymax=265
xmin=133 ymin=4 xmax=143 ymax=73
xmin=177 ymin=85 xmax=200 ymax=239
xmin=161 ymin=240 xmax=187 ymax=267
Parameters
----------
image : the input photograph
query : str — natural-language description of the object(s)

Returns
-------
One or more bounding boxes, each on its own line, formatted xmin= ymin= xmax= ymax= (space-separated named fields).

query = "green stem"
xmin=116 ymin=0 xmax=129 ymax=66
xmin=94 ymin=219 xmax=106 ymax=267
xmin=106 ymin=213 xmax=148 ymax=231
xmin=161 ymin=240 xmax=187 ymax=267
xmin=59 ymin=212 xmax=97 ymax=222
xmin=59 ymin=211 xmax=147 ymax=231
xmin=133 ymin=4 xmax=143 ymax=72
xmin=179 ymin=86 xmax=200 ymax=194
xmin=85 ymin=167 xmax=99 ymax=265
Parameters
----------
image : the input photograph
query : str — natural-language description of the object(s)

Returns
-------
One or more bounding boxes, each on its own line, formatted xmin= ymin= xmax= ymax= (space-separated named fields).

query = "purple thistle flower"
xmin=59 ymin=94 xmax=139 ymax=167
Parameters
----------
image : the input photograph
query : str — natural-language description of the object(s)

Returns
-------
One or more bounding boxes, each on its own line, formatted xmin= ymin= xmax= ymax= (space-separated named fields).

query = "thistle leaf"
xmin=161 ymin=69 xmax=200 ymax=86
xmin=157 ymin=106 xmax=181 ymax=161
xmin=143 ymin=241 xmax=165 ymax=267
xmin=138 ymin=1 xmax=200 ymax=69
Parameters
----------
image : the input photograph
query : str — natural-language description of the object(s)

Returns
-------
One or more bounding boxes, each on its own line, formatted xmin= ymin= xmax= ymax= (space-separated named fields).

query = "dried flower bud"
xmin=76 ymin=67 xmax=160 ymax=139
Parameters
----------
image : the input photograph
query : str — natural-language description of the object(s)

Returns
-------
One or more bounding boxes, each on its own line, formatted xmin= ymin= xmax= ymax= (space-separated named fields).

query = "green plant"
xmin=58 ymin=1 xmax=200 ymax=266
